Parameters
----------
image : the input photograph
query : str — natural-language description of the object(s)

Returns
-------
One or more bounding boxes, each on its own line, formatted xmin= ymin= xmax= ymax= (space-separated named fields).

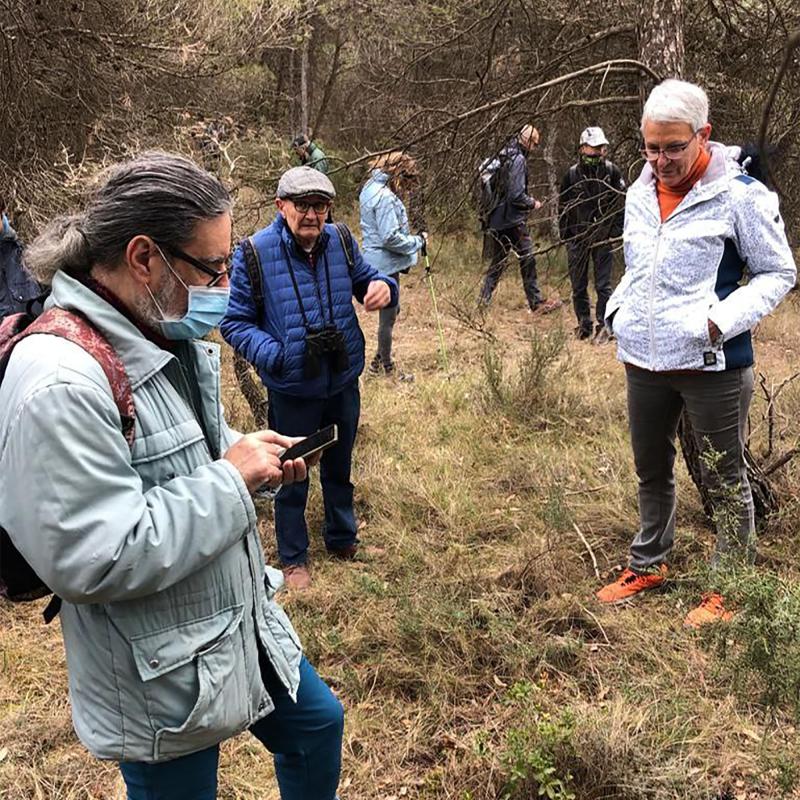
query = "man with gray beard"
xmin=0 ymin=152 xmax=345 ymax=799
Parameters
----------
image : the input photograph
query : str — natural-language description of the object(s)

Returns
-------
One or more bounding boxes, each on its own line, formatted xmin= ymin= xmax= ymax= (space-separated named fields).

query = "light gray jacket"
xmin=0 ymin=272 xmax=302 ymax=763
xmin=606 ymin=142 xmax=796 ymax=372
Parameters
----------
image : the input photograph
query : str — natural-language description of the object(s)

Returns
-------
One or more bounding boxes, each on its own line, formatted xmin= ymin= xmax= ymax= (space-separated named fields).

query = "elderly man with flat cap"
xmin=222 ymin=166 xmax=398 ymax=589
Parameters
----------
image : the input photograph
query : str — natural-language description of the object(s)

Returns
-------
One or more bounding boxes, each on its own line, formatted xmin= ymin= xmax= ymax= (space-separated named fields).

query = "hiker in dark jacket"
xmin=221 ymin=166 xmax=398 ymax=590
xmin=558 ymin=127 xmax=626 ymax=343
xmin=0 ymin=198 xmax=41 ymax=318
xmin=479 ymin=125 xmax=561 ymax=314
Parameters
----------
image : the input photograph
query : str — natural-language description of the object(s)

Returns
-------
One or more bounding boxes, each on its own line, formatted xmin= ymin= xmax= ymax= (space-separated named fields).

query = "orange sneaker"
xmin=596 ymin=565 xmax=668 ymax=604
xmin=683 ymin=592 xmax=733 ymax=628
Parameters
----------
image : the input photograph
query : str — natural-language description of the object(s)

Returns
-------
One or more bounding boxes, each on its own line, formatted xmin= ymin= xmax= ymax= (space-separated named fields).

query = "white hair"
xmin=641 ymin=79 xmax=709 ymax=132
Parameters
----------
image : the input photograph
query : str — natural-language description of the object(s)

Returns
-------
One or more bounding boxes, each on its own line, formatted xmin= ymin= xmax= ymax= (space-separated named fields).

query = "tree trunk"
xmin=300 ymin=36 xmax=309 ymax=135
xmin=542 ymin=121 xmax=561 ymax=242
xmin=637 ymin=0 xmax=684 ymax=90
xmin=311 ymin=30 xmax=343 ymax=139
xmin=233 ymin=352 xmax=268 ymax=429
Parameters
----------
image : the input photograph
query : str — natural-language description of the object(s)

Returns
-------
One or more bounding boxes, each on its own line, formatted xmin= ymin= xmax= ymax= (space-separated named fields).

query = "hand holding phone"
xmin=279 ymin=424 xmax=338 ymax=465
xmin=224 ymin=429 xmax=303 ymax=493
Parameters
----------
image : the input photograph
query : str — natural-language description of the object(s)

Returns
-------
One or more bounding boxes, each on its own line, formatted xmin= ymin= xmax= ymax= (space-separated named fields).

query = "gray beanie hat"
xmin=276 ymin=166 xmax=336 ymax=200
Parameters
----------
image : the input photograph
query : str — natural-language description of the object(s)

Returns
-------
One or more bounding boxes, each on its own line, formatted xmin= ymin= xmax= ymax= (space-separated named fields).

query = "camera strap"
xmin=281 ymin=240 xmax=336 ymax=332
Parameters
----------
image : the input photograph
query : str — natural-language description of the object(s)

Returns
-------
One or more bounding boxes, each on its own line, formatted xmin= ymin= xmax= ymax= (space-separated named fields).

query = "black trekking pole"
xmin=421 ymin=238 xmax=449 ymax=371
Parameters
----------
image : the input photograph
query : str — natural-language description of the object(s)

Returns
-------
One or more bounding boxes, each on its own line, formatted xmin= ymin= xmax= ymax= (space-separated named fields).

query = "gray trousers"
xmin=626 ymin=365 xmax=755 ymax=571
xmin=376 ymin=280 xmax=400 ymax=365
xmin=480 ymin=224 xmax=543 ymax=310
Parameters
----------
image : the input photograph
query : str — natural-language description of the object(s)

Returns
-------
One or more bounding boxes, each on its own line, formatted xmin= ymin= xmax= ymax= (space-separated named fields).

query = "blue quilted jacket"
xmin=221 ymin=215 xmax=398 ymax=398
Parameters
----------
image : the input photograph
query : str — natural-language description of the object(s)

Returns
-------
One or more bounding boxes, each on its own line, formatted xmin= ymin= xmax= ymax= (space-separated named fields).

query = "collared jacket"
xmin=606 ymin=142 xmax=796 ymax=372
xmin=359 ymin=170 xmax=424 ymax=276
xmin=488 ymin=138 xmax=536 ymax=231
xmin=0 ymin=272 xmax=303 ymax=763
xmin=302 ymin=142 xmax=329 ymax=174
xmin=0 ymin=220 xmax=42 ymax=318
xmin=558 ymin=159 xmax=626 ymax=245
xmin=221 ymin=215 xmax=398 ymax=398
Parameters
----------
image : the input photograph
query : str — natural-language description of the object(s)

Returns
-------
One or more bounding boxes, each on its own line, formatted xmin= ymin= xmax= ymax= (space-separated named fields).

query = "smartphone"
xmin=279 ymin=424 xmax=338 ymax=464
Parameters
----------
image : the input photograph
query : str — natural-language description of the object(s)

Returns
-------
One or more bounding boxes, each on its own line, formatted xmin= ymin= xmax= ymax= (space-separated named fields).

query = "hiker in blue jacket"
xmin=359 ymin=151 xmax=426 ymax=377
xmin=0 ymin=196 xmax=42 ymax=319
xmin=221 ymin=166 xmax=398 ymax=590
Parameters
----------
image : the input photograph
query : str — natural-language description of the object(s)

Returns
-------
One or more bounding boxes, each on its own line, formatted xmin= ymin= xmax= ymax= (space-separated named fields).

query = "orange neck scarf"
xmin=656 ymin=147 xmax=711 ymax=221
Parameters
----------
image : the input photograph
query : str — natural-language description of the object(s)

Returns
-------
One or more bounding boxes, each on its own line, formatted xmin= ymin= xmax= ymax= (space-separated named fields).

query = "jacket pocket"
xmin=129 ymin=605 xmax=249 ymax=760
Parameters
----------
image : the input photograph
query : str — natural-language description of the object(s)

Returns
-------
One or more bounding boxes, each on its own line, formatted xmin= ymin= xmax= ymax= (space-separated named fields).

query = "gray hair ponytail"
xmin=24 ymin=151 xmax=232 ymax=286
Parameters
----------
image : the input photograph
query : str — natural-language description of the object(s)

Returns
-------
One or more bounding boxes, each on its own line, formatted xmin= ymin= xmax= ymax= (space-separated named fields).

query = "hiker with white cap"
xmin=558 ymin=126 xmax=626 ymax=342
xmin=221 ymin=166 xmax=398 ymax=590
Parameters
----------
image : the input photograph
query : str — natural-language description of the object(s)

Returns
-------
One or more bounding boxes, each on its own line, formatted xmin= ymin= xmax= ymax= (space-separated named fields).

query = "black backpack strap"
xmin=241 ymin=238 xmax=265 ymax=320
xmin=333 ymin=222 xmax=355 ymax=275
xmin=43 ymin=596 xmax=62 ymax=623
xmin=568 ymin=164 xmax=580 ymax=186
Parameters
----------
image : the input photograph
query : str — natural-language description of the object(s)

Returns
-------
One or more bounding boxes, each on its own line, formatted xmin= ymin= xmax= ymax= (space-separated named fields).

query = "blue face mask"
xmin=1 ymin=214 xmax=9 ymax=235
xmin=148 ymin=246 xmax=230 ymax=340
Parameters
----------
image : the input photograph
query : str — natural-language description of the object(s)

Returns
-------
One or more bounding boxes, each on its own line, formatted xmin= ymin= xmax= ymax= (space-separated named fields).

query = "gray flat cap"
xmin=276 ymin=166 xmax=336 ymax=199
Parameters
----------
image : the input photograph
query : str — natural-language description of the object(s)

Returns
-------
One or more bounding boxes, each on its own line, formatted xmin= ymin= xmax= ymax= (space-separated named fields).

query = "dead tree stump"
xmin=677 ymin=410 xmax=778 ymax=529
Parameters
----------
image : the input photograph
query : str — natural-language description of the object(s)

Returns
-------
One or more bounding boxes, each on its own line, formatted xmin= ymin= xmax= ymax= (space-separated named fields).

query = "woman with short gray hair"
xmin=596 ymin=79 xmax=796 ymax=626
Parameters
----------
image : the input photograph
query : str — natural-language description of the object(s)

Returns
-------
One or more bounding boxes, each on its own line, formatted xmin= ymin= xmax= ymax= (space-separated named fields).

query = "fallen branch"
xmin=334 ymin=59 xmax=662 ymax=171
xmin=764 ymin=447 xmax=800 ymax=477
xmin=573 ymin=522 xmax=600 ymax=580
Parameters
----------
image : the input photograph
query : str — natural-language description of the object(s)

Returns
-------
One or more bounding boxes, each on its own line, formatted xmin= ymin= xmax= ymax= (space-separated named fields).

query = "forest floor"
xmin=2 ymin=221 xmax=800 ymax=799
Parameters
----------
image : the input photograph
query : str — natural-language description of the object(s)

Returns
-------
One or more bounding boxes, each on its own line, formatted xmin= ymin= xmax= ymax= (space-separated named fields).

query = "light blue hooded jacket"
xmin=359 ymin=170 xmax=423 ymax=276
xmin=0 ymin=272 xmax=302 ymax=763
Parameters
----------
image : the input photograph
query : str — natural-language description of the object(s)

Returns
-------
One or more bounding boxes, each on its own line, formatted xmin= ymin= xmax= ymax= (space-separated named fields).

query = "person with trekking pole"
xmin=359 ymin=151 xmax=426 ymax=379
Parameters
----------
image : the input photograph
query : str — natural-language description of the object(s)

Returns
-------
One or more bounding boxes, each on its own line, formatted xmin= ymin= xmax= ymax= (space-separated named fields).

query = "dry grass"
xmin=2 ymin=226 xmax=800 ymax=799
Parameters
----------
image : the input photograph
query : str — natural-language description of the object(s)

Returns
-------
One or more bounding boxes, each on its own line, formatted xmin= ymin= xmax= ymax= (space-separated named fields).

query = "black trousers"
xmin=566 ymin=240 xmax=613 ymax=332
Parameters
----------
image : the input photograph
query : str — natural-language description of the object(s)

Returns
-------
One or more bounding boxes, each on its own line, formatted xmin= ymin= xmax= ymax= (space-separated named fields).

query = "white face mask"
xmin=147 ymin=245 xmax=230 ymax=340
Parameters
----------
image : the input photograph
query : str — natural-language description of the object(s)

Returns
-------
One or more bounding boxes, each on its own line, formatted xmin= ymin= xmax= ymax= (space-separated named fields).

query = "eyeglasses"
xmin=639 ymin=131 xmax=700 ymax=162
xmin=159 ymin=243 xmax=230 ymax=287
xmin=291 ymin=199 xmax=332 ymax=215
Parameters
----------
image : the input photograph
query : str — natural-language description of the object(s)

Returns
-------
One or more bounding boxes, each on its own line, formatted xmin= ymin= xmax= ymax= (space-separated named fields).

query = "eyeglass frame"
xmin=289 ymin=198 xmax=333 ymax=215
xmin=157 ymin=242 xmax=231 ymax=287
xmin=639 ymin=129 xmax=704 ymax=162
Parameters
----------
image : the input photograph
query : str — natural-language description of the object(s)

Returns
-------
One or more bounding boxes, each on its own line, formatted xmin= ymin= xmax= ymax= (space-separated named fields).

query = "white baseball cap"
xmin=579 ymin=126 xmax=609 ymax=147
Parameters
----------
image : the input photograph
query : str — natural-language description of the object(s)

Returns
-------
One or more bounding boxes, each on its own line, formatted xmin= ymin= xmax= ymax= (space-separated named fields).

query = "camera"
xmin=304 ymin=325 xmax=349 ymax=379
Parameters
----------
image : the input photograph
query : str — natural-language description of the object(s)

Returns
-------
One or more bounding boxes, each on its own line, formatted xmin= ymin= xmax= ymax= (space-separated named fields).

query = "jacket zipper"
xmin=648 ymin=224 xmax=662 ymax=368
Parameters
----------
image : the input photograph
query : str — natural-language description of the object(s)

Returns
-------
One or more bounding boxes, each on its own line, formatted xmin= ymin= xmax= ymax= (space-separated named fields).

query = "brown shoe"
xmin=329 ymin=543 xmax=358 ymax=560
xmin=531 ymin=297 xmax=563 ymax=315
xmin=282 ymin=564 xmax=312 ymax=590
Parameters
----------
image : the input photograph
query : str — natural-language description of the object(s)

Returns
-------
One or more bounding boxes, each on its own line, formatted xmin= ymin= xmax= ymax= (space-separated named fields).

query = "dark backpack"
xmin=0 ymin=305 xmax=135 ymax=622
